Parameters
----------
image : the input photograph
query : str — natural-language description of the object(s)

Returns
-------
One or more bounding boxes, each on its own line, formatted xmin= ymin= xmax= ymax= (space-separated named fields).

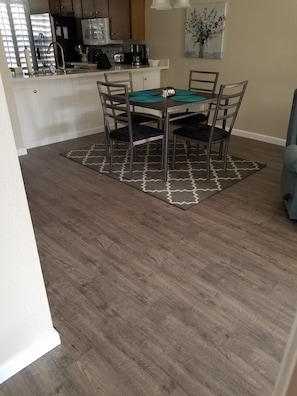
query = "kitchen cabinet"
xmin=49 ymin=0 xmax=73 ymax=14
xmin=129 ymin=0 xmax=145 ymax=41
xmin=133 ymin=71 xmax=161 ymax=116
xmin=13 ymin=79 xmax=75 ymax=148
xmin=29 ymin=0 xmax=49 ymax=14
xmin=82 ymin=0 xmax=109 ymax=18
xmin=109 ymin=0 xmax=145 ymax=40
xmin=12 ymin=66 xmax=167 ymax=149
xmin=72 ymin=0 xmax=83 ymax=41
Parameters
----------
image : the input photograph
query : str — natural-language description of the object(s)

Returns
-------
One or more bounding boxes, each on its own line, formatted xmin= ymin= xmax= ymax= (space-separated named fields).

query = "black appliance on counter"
xmin=127 ymin=44 xmax=147 ymax=66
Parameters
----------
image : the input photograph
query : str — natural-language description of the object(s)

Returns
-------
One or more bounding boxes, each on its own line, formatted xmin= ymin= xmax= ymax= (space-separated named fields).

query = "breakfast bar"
xmin=12 ymin=60 xmax=169 ymax=150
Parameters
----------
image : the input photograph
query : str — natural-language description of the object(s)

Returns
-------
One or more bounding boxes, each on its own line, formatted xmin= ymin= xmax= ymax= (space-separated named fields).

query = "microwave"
xmin=81 ymin=18 xmax=123 ymax=46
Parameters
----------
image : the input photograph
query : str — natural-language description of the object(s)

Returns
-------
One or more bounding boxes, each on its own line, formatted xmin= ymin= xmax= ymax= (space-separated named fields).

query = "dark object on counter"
xmin=123 ymin=52 xmax=134 ymax=65
xmin=123 ymin=44 xmax=148 ymax=66
xmin=96 ymin=50 xmax=112 ymax=69
xmin=131 ymin=44 xmax=147 ymax=66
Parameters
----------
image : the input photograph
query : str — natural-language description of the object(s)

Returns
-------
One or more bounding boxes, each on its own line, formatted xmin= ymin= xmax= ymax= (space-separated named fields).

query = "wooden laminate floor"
xmin=1 ymin=134 xmax=297 ymax=396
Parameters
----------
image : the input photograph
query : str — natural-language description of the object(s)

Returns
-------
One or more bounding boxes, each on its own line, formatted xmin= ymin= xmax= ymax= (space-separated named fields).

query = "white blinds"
xmin=0 ymin=0 xmax=54 ymax=71
xmin=0 ymin=1 xmax=30 ymax=68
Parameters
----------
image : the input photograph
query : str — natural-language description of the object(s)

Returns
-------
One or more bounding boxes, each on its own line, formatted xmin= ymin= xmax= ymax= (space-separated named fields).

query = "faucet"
xmin=47 ymin=41 xmax=65 ymax=73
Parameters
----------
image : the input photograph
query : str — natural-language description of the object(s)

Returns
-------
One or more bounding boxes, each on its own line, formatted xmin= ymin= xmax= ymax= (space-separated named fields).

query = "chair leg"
xmin=160 ymin=138 xmax=164 ymax=170
xmin=110 ymin=141 xmax=113 ymax=174
xmin=196 ymin=144 xmax=200 ymax=160
xmin=129 ymin=144 xmax=134 ymax=179
xmin=186 ymin=140 xmax=191 ymax=158
xmin=206 ymin=147 xmax=211 ymax=180
xmin=219 ymin=141 xmax=224 ymax=159
xmin=223 ymin=140 xmax=230 ymax=171
xmin=105 ymin=128 xmax=110 ymax=160
xmin=172 ymin=135 xmax=177 ymax=169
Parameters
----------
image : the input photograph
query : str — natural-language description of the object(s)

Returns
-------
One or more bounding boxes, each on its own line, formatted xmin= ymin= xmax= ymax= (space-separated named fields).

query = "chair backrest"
xmin=188 ymin=70 xmax=219 ymax=94
xmin=104 ymin=71 xmax=134 ymax=94
xmin=210 ymin=80 xmax=248 ymax=135
xmin=97 ymin=81 xmax=132 ymax=138
xmin=104 ymin=71 xmax=138 ymax=112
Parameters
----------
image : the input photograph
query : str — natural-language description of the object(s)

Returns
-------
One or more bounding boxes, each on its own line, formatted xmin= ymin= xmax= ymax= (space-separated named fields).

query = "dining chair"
xmin=170 ymin=70 xmax=219 ymax=126
xmin=172 ymin=80 xmax=248 ymax=180
xmin=97 ymin=81 xmax=164 ymax=179
xmin=104 ymin=71 xmax=161 ymax=126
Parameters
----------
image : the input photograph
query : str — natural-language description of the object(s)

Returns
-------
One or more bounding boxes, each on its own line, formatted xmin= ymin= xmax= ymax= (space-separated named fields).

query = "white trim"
xmin=17 ymin=147 xmax=27 ymax=156
xmin=24 ymin=127 xmax=103 ymax=149
xmin=0 ymin=329 xmax=61 ymax=384
xmin=272 ymin=313 xmax=297 ymax=396
xmin=233 ymin=128 xmax=286 ymax=147
xmin=20 ymin=125 xmax=286 ymax=151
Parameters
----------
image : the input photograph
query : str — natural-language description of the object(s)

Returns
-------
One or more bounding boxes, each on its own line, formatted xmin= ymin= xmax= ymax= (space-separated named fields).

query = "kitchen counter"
xmin=12 ymin=59 xmax=169 ymax=82
xmin=12 ymin=61 xmax=169 ymax=150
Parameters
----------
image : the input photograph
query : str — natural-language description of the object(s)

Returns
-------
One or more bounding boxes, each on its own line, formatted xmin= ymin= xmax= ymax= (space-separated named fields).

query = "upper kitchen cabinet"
xmin=48 ymin=0 xmax=73 ymax=14
xmin=82 ymin=0 xmax=109 ymax=18
xmin=109 ymin=0 xmax=145 ymax=41
xmin=29 ymin=0 xmax=49 ymax=14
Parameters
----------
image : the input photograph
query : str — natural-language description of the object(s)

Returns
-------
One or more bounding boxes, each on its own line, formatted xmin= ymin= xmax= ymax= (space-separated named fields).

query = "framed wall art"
xmin=185 ymin=2 xmax=227 ymax=59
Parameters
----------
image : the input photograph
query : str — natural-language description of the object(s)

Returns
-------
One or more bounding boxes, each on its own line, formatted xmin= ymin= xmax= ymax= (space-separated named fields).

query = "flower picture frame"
xmin=185 ymin=2 xmax=227 ymax=59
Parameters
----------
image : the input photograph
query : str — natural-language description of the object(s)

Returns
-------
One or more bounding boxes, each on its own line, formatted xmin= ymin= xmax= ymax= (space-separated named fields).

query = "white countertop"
xmin=11 ymin=59 xmax=169 ymax=82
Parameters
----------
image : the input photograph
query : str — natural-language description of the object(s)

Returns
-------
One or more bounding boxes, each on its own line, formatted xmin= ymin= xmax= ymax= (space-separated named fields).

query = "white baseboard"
xmin=24 ymin=127 xmax=103 ymax=150
xmin=0 ymin=329 xmax=61 ymax=385
xmin=233 ymin=128 xmax=286 ymax=146
xmin=17 ymin=147 xmax=28 ymax=156
xmin=18 ymin=126 xmax=286 ymax=155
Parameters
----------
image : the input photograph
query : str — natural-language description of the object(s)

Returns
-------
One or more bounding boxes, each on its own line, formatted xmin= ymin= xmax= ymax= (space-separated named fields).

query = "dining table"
xmin=129 ymin=88 xmax=217 ymax=181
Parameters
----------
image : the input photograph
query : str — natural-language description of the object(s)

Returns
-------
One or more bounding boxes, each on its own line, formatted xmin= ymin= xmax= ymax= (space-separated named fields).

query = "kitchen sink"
xmin=34 ymin=67 xmax=98 ymax=77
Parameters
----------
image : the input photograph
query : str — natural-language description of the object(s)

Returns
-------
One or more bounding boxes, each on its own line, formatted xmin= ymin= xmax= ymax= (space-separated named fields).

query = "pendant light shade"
xmin=174 ymin=0 xmax=191 ymax=7
xmin=151 ymin=0 xmax=172 ymax=10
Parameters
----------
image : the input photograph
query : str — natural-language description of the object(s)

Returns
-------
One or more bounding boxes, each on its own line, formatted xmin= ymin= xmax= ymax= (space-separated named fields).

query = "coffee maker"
xmin=130 ymin=44 xmax=147 ymax=66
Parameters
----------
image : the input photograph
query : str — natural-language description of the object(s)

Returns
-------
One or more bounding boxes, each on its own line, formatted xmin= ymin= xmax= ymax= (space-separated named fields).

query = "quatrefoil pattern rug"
xmin=61 ymin=142 xmax=266 ymax=210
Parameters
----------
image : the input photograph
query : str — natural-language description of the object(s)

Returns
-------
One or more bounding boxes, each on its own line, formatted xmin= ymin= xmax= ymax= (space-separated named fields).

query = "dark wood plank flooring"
xmin=1 ymin=134 xmax=297 ymax=396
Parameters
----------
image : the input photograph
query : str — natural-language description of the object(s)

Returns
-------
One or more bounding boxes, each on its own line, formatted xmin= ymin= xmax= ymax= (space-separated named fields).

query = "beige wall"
xmin=145 ymin=0 xmax=297 ymax=140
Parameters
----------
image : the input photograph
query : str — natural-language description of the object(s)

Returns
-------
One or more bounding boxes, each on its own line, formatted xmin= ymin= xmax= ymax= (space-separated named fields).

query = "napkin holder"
xmin=162 ymin=87 xmax=176 ymax=98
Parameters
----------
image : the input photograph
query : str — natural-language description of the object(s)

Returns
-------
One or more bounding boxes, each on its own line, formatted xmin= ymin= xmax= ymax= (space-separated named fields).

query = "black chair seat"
xmin=110 ymin=124 xmax=164 ymax=143
xmin=174 ymin=124 xmax=229 ymax=142
xmin=118 ymin=111 xmax=160 ymax=124
xmin=171 ymin=112 xmax=208 ymax=126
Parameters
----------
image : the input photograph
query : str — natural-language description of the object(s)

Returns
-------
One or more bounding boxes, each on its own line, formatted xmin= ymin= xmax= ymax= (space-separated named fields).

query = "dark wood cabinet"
xmin=109 ymin=0 xmax=130 ymax=39
xmin=109 ymin=0 xmax=145 ymax=40
xmin=82 ymin=0 xmax=109 ymax=18
xmin=130 ymin=0 xmax=145 ymax=41
xmin=49 ymin=0 xmax=73 ymax=14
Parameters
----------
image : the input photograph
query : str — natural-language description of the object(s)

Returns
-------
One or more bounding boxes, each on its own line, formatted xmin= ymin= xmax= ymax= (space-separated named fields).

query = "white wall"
xmin=0 ymin=38 xmax=60 ymax=384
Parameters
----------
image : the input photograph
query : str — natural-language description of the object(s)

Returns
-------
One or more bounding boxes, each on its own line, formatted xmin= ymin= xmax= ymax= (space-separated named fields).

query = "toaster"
xmin=114 ymin=53 xmax=125 ymax=64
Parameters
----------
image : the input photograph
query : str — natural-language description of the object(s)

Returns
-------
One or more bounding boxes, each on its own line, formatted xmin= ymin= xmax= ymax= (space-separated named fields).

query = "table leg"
xmin=164 ymin=111 xmax=170 ymax=182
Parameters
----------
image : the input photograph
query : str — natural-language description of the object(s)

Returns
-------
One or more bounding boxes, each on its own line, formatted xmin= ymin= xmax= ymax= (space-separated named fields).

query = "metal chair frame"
xmin=104 ymin=71 xmax=161 ymax=126
xmin=97 ymin=81 xmax=165 ymax=179
xmin=171 ymin=70 xmax=219 ymax=126
xmin=172 ymin=80 xmax=248 ymax=180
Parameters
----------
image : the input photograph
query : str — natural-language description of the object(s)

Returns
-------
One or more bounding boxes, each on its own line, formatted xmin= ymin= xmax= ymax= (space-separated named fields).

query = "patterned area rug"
xmin=61 ymin=142 xmax=266 ymax=210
